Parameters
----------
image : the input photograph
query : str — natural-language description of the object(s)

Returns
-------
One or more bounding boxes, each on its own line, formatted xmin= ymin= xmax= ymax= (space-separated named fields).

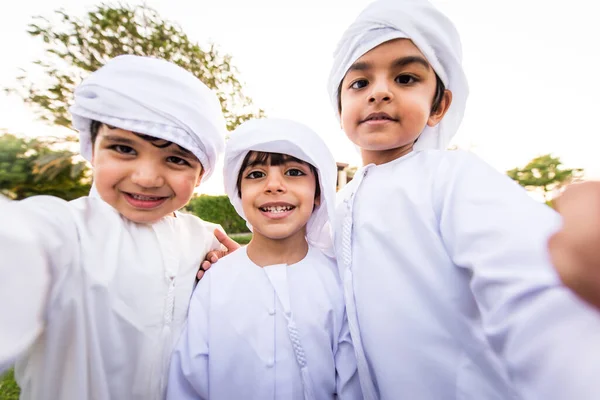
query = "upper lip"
xmin=361 ymin=112 xmax=397 ymax=123
xmin=123 ymin=191 xmax=170 ymax=199
xmin=259 ymin=201 xmax=295 ymax=209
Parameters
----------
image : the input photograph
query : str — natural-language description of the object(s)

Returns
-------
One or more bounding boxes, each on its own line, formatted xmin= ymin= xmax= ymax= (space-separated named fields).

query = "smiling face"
xmin=339 ymin=38 xmax=452 ymax=165
xmin=237 ymin=151 xmax=320 ymax=243
xmin=91 ymin=124 xmax=203 ymax=224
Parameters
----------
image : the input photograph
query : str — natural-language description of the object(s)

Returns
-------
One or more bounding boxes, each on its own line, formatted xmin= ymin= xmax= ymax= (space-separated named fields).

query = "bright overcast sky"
xmin=1 ymin=0 xmax=599 ymax=195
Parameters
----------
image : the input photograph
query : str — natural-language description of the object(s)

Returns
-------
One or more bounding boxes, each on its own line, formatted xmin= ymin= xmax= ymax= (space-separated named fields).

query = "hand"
xmin=197 ymin=229 xmax=241 ymax=280
xmin=548 ymin=181 xmax=600 ymax=310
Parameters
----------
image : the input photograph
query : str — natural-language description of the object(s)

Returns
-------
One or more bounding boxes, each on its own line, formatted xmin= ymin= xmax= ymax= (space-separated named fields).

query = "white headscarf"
xmin=70 ymin=55 xmax=226 ymax=181
xmin=224 ymin=118 xmax=337 ymax=253
xmin=328 ymin=0 xmax=469 ymax=151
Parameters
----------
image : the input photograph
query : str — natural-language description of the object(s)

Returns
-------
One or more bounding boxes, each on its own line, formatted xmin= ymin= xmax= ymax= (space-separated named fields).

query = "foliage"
xmin=185 ymin=195 xmax=249 ymax=234
xmin=7 ymin=4 xmax=264 ymax=132
xmin=507 ymin=154 xmax=583 ymax=201
xmin=0 ymin=369 xmax=20 ymax=400
xmin=232 ymin=233 xmax=252 ymax=245
xmin=0 ymin=133 xmax=91 ymax=200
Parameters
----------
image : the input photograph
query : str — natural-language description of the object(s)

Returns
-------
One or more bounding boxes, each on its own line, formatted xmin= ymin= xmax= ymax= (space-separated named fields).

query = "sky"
xmin=1 ymin=0 xmax=599 ymax=195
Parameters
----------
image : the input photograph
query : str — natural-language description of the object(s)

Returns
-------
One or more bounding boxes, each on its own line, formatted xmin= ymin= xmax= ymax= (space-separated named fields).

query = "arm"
xmin=548 ymin=181 xmax=600 ymax=310
xmin=166 ymin=273 xmax=212 ymax=399
xmin=0 ymin=196 xmax=78 ymax=372
xmin=334 ymin=312 xmax=363 ymax=400
xmin=437 ymin=152 xmax=600 ymax=400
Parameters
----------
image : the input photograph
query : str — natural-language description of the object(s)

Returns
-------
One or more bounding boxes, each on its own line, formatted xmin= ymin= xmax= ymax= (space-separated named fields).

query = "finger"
xmin=201 ymin=260 xmax=212 ymax=271
xmin=196 ymin=269 xmax=205 ymax=281
xmin=214 ymin=229 xmax=242 ymax=252
xmin=205 ymin=251 xmax=219 ymax=264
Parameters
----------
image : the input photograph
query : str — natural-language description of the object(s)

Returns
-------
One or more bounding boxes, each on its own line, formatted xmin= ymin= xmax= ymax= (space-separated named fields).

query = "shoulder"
xmin=173 ymin=211 xmax=221 ymax=242
xmin=204 ymin=247 xmax=248 ymax=278
xmin=306 ymin=246 xmax=342 ymax=283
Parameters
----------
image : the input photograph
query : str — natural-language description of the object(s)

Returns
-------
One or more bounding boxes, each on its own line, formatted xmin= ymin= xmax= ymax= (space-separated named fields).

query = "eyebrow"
xmin=169 ymin=147 xmax=195 ymax=159
xmin=348 ymin=55 xmax=431 ymax=73
xmin=102 ymin=135 xmax=136 ymax=145
xmin=102 ymin=134 xmax=194 ymax=159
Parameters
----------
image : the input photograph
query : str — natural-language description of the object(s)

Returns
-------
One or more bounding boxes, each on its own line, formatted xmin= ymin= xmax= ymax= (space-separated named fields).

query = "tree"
xmin=506 ymin=154 xmax=583 ymax=202
xmin=7 ymin=4 xmax=264 ymax=132
xmin=0 ymin=133 xmax=91 ymax=200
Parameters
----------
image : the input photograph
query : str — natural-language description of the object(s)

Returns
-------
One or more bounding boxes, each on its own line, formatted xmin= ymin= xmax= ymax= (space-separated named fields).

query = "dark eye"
xmin=395 ymin=75 xmax=417 ymax=85
xmin=245 ymin=171 xmax=265 ymax=179
xmin=166 ymin=156 xmax=191 ymax=166
xmin=110 ymin=145 xmax=136 ymax=155
xmin=285 ymin=168 xmax=306 ymax=177
xmin=349 ymin=79 xmax=368 ymax=90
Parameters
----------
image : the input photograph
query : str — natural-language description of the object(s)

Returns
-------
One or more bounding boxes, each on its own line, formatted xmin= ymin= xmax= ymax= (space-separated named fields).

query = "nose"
xmin=368 ymin=79 xmax=394 ymax=104
xmin=130 ymin=160 xmax=165 ymax=189
xmin=264 ymin=171 xmax=286 ymax=194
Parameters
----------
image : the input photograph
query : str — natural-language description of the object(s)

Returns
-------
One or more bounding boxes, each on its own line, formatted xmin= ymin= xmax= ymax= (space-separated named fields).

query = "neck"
xmin=246 ymin=229 xmax=309 ymax=267
xmin=361 ymin=143 xmax=414 ymax=166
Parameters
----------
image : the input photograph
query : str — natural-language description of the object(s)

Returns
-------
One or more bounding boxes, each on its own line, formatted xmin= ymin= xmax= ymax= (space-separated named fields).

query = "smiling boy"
xmin=0 ymin=55 xmax=229 ymax=400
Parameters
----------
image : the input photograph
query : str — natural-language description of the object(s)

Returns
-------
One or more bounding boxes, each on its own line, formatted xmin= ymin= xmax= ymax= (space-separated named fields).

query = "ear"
xmin=427 ymin=89 xmax=453 ymax=127
xmin=90 ymin=142 xmax=97 ymax=168
xmin=314 ymin=192 xmax=321 ymax=207
xmin=195 ymin=168 xmax=204 ymax=187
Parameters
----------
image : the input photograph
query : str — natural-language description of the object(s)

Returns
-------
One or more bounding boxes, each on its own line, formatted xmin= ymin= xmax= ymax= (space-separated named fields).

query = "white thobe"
xmin=0 ymin=195 xmax=221 ymax=400
xmin=335 ymin=150 xmax=600 ymax=400
xmin=167 ymin=246 xmax=362 ymax=400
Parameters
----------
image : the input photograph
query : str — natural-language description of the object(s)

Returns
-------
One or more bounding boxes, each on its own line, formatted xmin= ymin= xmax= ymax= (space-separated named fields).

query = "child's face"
xmin=239 ymin=153 xmax=320 ymax=242
xmin=339 ymin=38 xmax=450 ymax=165
xmin=91 ymin=125 xmax=203 ymax=224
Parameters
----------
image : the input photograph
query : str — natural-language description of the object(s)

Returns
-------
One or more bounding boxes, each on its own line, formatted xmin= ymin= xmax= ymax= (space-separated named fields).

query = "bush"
xmin=0 ymin=369 xmax=20 ymax=400
xmin=185 ymin=195 xmax=249 ymax=234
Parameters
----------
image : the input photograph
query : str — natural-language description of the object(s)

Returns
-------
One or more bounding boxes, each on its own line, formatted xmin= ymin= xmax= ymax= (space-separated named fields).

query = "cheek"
xmin=93 ymin=156 xmax=125 ymax=188
xmin=171 ymin=172 xmax=200 ymax=196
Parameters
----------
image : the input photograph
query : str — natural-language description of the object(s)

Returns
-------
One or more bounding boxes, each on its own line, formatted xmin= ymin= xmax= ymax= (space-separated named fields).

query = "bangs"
xmin=235 ymin=151 xmax=320 ymax=200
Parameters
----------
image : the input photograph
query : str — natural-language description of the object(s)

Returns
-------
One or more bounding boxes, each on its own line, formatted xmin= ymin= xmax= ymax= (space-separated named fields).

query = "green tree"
xmin=0 ymin=133 xmax=91 ymax=200
xmin=5 ymin=4 xmax=265 ymax=182
xmin=506 ymin=154 xmax=583 ymax=202
xmin=8 ymin=4 xmax=264 ymax=132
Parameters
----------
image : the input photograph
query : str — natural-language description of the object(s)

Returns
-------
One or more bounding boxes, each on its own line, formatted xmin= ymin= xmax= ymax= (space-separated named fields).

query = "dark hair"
xmin=336 ymin=72 xmax=447 ymax=114
xmin=235 ymin=151 xmax=321 ymax=200
xmin=90 ymin=120 xmax=195 ymax=157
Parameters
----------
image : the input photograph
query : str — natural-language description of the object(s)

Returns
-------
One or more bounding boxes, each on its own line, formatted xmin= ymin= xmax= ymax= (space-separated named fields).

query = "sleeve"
xmin=436 ymin=151 xmax=600 ymax=400
xmin=0 ymin=196 xmax=79 ymax=372
xmin=334 ymin=311 xmax=363 ymax=400
xmin=166 ymin=272 xmax=212 ymax=400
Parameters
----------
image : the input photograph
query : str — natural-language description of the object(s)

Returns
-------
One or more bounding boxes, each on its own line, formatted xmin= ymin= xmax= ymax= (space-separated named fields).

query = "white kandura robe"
xmin=167 ymin=246 xmax=362 ymax=400
xmin=335 ymin=150 xmax=600 ymax=400
xmin=0 ymin=195 xmax=221 ymax=400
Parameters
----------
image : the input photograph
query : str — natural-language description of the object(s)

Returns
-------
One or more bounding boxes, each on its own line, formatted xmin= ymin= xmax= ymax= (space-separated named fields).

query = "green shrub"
xmin=185 ymin=195 xmax=249 ymax=234
xmin=0 ymin=369 xmax=20 ymax=400
xmin=232 ymin=233 xmax=252 ymax=245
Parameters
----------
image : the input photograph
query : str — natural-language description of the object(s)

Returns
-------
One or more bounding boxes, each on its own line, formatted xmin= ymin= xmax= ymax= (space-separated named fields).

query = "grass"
xmin=0 ymin=233 xmax=252 ymax=399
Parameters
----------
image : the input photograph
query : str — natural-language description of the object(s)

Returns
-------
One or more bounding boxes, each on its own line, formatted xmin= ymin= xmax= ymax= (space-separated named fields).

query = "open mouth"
xmin=123 ymin=192 xmax=169 ymax=209
xmin=259 ymin=205 xmax=295 ymax=213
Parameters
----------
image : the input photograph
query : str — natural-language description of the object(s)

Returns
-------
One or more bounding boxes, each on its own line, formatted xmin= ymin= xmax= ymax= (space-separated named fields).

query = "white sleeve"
xmin=0 ymin=196 xmax=78 ymax=372
xmin=334 ymin=311 xmax=363 ymax=400
xmin=166 ymin=273 xmax=211 ymax=400
xmin=437 ymin=152 xmax=600 ymax=400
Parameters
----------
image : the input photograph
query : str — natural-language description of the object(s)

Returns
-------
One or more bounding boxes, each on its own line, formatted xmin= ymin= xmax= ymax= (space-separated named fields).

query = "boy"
xmin=327 ymin=0 xmax=600 ymax=399
xmin=0 ymin=55 xmax=231 ymax=400
xmin=167 ymin=118 xmax=363 ymax=399
xmin=549 ymin=181 xmax=600 ymax=311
